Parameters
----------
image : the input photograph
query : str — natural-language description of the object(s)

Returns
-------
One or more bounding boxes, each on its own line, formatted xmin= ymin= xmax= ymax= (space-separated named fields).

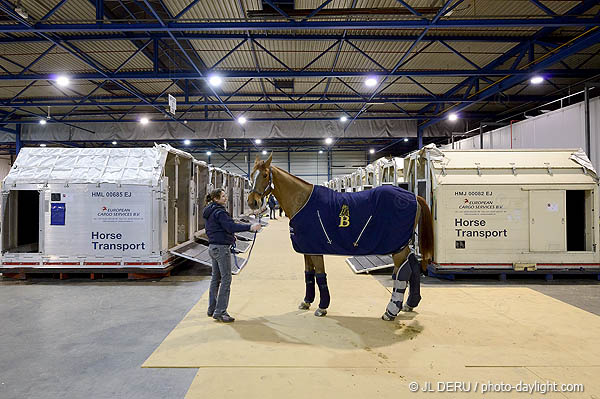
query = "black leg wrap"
xmin=406 ymin=253 xmax=422 ymax=308
xmin=315 ymin=273 xmax=330 ymax=309
xmin=304 ymin=271 xmax=316 ymax=303
xmin=394 ymin=259 xmax=412 ymax=281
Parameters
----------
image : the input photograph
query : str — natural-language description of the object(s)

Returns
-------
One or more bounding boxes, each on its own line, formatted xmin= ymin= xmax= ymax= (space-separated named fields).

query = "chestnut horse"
xmin=247 ymin=154 xmax=433 ymax=321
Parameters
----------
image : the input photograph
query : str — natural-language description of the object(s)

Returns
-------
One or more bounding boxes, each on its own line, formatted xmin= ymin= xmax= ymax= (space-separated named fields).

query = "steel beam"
xmin=0 ymin=17 xmax=598 ymax=33
xmin=2 ymin=68 xmax=589 ymax=81
xmin=421 ymin=27 xmax=600 ymax=130
xmin=0 ymin=33 xmax=548 ymax=44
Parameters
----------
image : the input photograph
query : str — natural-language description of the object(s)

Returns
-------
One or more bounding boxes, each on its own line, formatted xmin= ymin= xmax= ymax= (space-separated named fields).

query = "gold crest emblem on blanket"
xmin=338 ymin=204 xmax=350 ymax=227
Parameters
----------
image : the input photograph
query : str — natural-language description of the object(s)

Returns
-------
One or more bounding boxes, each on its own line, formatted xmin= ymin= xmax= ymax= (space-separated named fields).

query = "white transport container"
xmin=0 ymin=144 xmax=213 ymax=275
xmin=405 ymin=145 xmax=600 ymax=272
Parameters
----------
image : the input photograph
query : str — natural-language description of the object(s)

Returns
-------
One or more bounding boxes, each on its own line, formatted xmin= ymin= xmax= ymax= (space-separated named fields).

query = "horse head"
xmin=247 ymin=152 xmax=273 ymax=210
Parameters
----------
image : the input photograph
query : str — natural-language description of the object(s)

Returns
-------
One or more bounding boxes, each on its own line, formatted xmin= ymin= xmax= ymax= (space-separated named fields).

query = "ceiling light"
xmin=255 ymin=139 xmax=262 ymax=144
xmin=140 ymin=117 xmax=149 ymax=125
xmin=262 ymin=150 xmax=267 ymax=155
xmin=365 ymin=77 xmax=377 ymax=87
xmin=112 ymin=141 xmax=117 ymax=145
xmin=530 ymin=76 xmax=544 ymax=85
xmin=448 ymin=113 xmax=458 ymax=122
xmin=404 ymin=138 xmax=409 ymax=142
xmin=56 ymin=75 xmax=70 ymax=87
xmin=369 ymin=148 xmax=375 ymax=154
xmin=238 ymin=116 xmax=247 ymax=125
xmin=325 ymin=137 xmax=333 ymax=145
xmin=206 ymin=151 xmax=212 ymax=156
xmin=183 ymin=139 xmax=191 ymax=145
xmin=40 ymin=143 xmax=46 ymax=147
xmin=340 ymin=115 xmax=348 ymax=122
xmin=15 ymin=7 xmax=28 ymax=19
xmin=319 ymin=150 xmax=323 ymax=154
xmin=39 ymin=119 xmax=47 ymax=125
xmin=208 ymin=75 xmax=222 ymax=87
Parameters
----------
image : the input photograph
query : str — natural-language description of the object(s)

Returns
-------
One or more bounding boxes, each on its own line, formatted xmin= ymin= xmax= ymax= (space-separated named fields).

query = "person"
xmin=203 ymin=188 xmax=261 ymax=323
xmin=268 ymin=194 xmax=278 ymax=220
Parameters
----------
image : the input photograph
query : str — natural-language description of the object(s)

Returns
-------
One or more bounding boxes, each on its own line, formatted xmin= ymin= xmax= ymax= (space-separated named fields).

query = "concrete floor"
xmin=0 ymin=262 xmax=210 ymax=399
xmin=1 ymin=261 xmax=598 ymax=399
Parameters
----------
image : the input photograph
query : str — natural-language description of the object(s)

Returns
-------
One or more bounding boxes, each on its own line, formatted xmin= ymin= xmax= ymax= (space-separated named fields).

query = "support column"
xmin=15 ymin=124 xmax=22 ymax=156
xmin=247 ymin=148 xmax=251 ymax=178
xmin=417 ymin=126 xmax=423 ymax=149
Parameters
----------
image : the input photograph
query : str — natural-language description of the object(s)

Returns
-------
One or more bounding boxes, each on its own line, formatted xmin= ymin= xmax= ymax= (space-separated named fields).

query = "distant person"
xmin=203 ymin=188 xmax=260 ymax=323
xmin=268 ymin=194 xmax=278 ymax=220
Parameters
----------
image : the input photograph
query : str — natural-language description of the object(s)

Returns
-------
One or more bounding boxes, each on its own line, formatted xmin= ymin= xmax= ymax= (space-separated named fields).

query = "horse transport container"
xmin=406 ymin=145 xmax=600 ymax=275
xmin=0 ymin=145 xmax=207 ymax=278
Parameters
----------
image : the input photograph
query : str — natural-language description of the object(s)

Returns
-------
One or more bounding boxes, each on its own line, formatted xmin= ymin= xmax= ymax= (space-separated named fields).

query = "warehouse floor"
xmin=1 ymin=218 xmax=599 ymax=399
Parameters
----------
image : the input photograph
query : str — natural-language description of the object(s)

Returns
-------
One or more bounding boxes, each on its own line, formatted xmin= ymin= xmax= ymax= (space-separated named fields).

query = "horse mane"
xmin=272 ymin=165 xmax=313 ymax=187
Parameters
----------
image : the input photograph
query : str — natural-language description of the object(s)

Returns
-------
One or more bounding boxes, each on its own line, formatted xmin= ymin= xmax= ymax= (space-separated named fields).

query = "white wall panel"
xmin=193 ymin=150 xmax=367 ymax=185
xmin=445 ymin=96 xmax=600 ymax=171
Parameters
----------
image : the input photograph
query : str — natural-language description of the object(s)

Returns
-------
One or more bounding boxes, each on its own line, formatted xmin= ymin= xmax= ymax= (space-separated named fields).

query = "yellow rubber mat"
xmin=144 ymin=218 xmax=600 ymax=398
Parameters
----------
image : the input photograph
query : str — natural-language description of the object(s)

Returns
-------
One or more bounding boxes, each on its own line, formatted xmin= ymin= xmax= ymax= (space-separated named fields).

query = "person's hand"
xmin=250 ymin=223 xmax=261 ymax=232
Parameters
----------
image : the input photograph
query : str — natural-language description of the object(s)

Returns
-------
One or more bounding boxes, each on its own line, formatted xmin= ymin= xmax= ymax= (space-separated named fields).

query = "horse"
xmin=247 ymin=154 xmax=434 ymax=321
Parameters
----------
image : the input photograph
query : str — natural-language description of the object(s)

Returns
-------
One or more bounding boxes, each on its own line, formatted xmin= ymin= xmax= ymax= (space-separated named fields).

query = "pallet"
xmin=0 ymin=262 xmax=181 ymax=281
xmin=427 ymin=264 xmax=600 ymax=281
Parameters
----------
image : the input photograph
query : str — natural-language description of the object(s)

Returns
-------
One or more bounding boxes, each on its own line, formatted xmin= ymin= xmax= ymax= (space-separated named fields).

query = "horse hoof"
xmin=314 ymin=308 xmax=327 ymax=317
xmin=298 ymin=301 xmax=310 ymax=310
xmin=402 ymin=305 xmax=414 ymax=312
xmin=381 ymin=312 xmax=395 ymax=321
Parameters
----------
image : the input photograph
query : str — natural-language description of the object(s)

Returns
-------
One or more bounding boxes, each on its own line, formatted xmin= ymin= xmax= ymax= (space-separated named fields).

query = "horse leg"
xmin=403 ymin=252 xmax=422 ymax=311
xmin=382 ymin=248 xmax=411 ymax=321
xmin=299 ymin=255 xmax=316 ymax=310
xmin=402 ymin=202 xmax=423 ymax=312
xmin=313 ymin=255 xmax=329 ymax=317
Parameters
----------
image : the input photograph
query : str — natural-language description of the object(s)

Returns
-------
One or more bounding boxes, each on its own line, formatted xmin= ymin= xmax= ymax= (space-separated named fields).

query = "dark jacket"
xmin=203 ymin=202 xmax=251 ymax=245
xmin=268 ymin=195 xmax=277 ymax=209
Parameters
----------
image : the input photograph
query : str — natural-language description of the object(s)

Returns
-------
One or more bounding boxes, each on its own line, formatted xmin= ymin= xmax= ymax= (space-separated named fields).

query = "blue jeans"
xmin=208 ymin=244 xmax=232 ymax=316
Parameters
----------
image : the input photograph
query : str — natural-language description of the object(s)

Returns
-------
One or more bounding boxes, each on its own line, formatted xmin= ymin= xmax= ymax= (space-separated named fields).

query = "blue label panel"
xmin=51 ymin=203 xmax=66 ymax=226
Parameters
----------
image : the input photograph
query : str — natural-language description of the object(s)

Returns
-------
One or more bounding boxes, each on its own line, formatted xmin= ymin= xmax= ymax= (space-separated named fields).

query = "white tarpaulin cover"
xmin=2 ymin=144 xmax=179 ymax=186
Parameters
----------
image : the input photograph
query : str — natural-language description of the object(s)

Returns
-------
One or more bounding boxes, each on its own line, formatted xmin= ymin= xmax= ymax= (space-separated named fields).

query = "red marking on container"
xmin=83 ymin=262 xmax=121 ymax=266
xmin=1 ymin=262 xmax=40 ymax=265
xmin=536 ymin=263 xmax=600 ymax=266
xmin=124 ymin=262 xmax=162 ymax=266
xmin=43 ymin=262 xmax=81 ymax=266
xmin=438 ymin=263 xmax=513 ymax=266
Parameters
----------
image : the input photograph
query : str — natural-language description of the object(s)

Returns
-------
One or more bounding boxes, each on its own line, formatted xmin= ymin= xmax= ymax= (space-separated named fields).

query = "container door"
xmin=529 ymin=190 xmax=566 ymax=252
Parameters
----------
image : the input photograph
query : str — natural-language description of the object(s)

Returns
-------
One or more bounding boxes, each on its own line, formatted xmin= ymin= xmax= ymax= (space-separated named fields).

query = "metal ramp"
xmin=346 ymin=255 xmax=394 ymax=274
xmin=235 ymin=231 xmax=256 ymax=241
xmin=232 ymin=239 xmax=252 ymax=253
xmin=170 ymin=240 xmax=248 ymax=274
xmin=239 ymin=216 xmax=269 ymax=226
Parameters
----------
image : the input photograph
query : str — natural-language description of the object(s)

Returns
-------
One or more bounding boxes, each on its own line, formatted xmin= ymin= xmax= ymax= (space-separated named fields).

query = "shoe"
xmin=213 ymin=313 xmax=235 ymax=323
xmin=207 ymin=310 xmax=214 ymax=317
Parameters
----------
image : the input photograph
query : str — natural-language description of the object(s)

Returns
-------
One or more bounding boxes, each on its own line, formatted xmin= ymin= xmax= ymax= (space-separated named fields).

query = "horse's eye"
xmin=263 ymin=174 xmax=267 ymax=178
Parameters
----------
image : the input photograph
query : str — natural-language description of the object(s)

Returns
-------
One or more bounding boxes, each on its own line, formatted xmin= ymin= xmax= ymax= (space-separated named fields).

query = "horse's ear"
xmin=264 ymin=152 xmax=273 ymax=167
xmin=254 ymin=155 xmax=260 ymax=165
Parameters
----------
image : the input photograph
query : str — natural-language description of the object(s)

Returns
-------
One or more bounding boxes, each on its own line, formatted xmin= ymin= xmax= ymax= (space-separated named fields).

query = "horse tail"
xmin=416 ymin=196 xmax=434 ymax=272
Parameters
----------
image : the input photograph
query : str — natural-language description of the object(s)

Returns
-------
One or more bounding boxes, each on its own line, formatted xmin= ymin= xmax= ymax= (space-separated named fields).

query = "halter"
xmin=250 ymin=166 xmax=273 ymax=199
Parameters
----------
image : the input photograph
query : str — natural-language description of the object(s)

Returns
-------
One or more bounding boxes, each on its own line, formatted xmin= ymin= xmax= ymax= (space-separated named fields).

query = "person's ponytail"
xmin=206 ymin=188 xmax=225 ymax=205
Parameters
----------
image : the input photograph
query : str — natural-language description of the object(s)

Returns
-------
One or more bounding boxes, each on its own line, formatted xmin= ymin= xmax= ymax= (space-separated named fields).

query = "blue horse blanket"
xmin=289 ymin=185 xmax=417 ymax=256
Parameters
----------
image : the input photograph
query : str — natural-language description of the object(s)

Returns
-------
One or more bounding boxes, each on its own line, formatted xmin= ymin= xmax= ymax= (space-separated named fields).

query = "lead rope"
xmin=232 ymin=214 xmax=260 ymax=272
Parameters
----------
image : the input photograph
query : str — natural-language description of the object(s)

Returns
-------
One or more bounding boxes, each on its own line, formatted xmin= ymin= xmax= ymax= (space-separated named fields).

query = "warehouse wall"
xmin=443 ymin=96 xmax=600 ymax=171
xmin=194 ymin=150 xmax=369 ymax=184
xmin=0 ymin=155 xmax=10 ymax=180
